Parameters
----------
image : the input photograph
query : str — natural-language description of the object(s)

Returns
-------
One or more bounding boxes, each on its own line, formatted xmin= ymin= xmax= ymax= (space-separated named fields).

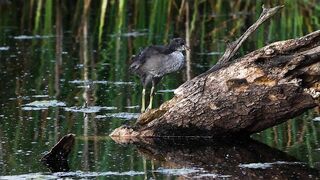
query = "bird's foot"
xmin=145 ymin=108 xmax=151 ymax=112
xmin=145 ymin=105 xmax=152 ymax=112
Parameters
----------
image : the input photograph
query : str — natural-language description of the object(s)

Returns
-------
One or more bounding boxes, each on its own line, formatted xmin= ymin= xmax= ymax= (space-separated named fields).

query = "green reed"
xmin=0 ymin=0 xmax=319 ymax=174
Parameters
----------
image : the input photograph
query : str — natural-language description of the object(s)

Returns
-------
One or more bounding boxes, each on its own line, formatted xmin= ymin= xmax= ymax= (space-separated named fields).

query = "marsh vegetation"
xmin=0 ymin=0 xmax=319 ymax=178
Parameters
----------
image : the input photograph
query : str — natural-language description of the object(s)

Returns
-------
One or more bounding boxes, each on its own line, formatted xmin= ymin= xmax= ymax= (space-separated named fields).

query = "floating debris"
xmin=96 ymin=112 xmax=140 ymax=120
xmin=64 ymin=106 xmax=117 ymax=113
xmin=24 ymin=100 xmax=66 ymax=108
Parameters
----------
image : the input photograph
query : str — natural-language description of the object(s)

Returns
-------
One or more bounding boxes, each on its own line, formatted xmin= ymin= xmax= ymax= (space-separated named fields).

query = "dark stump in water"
xmin=41 ymin=134 xmax=75 ymax=172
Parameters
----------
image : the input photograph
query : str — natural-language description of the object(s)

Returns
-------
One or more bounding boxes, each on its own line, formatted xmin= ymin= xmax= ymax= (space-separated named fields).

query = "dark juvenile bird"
xmin=129 ymin=38 xmax=189 ymax=112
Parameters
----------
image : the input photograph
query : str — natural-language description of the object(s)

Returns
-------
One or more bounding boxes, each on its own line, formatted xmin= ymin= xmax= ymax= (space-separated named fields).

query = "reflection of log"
xmin=41 ymin=134 xmax=75 ymax=172
xmin=110 ymin=5 xmax=320 ymax=137
xmin=114 ymin=137 xmax=319 ymax=179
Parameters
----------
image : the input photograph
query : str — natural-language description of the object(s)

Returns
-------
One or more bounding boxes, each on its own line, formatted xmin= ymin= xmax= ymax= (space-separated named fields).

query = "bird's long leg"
xmin=146 ymin=81 xmax=155 ymax=111
xmin=141 ymin=88 xmax=146 ymax=113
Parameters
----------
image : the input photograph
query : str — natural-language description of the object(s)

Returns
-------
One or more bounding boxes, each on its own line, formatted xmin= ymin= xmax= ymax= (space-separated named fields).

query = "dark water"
xmin=0 ymin=1 xmax=320 ymax=179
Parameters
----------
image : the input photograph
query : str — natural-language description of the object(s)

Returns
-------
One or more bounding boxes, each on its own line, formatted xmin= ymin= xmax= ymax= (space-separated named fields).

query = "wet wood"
xmin=41 ymin=134 xmax=75 ymax=172
xmin=110 ymin=5 xmax=320 ymax=138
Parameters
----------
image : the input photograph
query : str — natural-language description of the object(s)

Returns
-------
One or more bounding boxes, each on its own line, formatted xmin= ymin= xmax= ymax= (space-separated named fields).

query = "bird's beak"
xmin=184 ymin=45 xmax=190 ymax=51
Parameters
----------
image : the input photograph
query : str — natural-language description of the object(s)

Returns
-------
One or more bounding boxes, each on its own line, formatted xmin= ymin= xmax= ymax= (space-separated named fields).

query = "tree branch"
xmin=206 ymin=5 xmax=284 ymax=74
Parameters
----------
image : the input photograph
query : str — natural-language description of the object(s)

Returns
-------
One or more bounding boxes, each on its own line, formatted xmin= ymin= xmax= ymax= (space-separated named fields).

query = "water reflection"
xmin=34 ymin=136 xmax=320 ymax=179
xmin=125 ymin=138 xmax=320 ymax=179
xmin=0 ymin=0 xmax=319 ymax=178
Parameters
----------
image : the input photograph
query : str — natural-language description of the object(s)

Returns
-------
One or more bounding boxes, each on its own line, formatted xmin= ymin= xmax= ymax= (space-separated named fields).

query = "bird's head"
xmin=169 ymin=38 xmax=190 ymax=52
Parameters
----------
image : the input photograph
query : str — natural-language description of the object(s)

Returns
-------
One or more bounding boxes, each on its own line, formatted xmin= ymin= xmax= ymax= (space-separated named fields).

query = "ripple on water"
xmin=0 ymin=171 xmax=145 ymax=179
xmin=157 ymin=89 xmax=176 ymax=93
xmin=0 ymin=46 xmax=9 ymax=51
xmin=125 ymin=105 xmax=140 ymax=109
xmin=64 ymin=106 xmax=117 ymax=113
xmin=69 ymin=80 xmax=135 ymax=86
xmin=55 ymin=170 xmax=145 ymax=178
xmin=13 ymin=35 xmax=53 ymax=40
xmin=313 ymin=117 xmax=320 ymax=122
xmin=22 ymin=100 xmax=66 ymax=111
xmin=95 ymin=112 xmax=140 ymax=120
xmin=21 ymin=107 xmax=48 ymax=111
xmin=196 ymin=51 xmax=223 ymax=56
xmin=153 ymin=167 xmax=203 ymax=176
xmin=23 ymin=100 xmax=66 ymax=108
xmin=192 ymin=173 xmax=232 ymax=178
xmin=110 ymin=30 xmax=148 ymax=37
xmin=31 ymin=95 xmax=50 ymax=98
xmin=239 ymin=161 xmax=303 ymax=169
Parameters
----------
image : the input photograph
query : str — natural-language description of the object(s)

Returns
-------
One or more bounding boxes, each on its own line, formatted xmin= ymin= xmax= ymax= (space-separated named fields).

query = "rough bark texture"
xmin=110 ymin=6 xmax=320 ymax=138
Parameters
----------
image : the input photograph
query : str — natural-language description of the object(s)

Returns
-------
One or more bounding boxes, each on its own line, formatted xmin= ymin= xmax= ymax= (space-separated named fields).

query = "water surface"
xmin=0 ymin=1 xmax=319 ymax=179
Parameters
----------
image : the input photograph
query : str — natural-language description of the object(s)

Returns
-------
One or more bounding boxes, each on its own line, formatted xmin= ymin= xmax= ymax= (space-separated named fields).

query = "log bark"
xmin=110 ymin=6 xmax=320 ymax=138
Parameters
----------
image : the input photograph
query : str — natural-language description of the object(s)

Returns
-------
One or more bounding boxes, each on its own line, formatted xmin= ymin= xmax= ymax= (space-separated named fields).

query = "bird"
xmin=129 ymin=38 xmax=189 ymax=113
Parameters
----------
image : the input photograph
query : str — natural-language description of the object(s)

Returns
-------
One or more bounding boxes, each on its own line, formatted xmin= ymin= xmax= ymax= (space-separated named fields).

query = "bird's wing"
xmin=129 ymin=46 xmax=164 ymax=73
xmin=147 ymin=51 xmax=185 ymax=77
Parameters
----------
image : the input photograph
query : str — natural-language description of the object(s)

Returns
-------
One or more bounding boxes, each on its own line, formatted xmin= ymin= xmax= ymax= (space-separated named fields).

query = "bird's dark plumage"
xmin=130 ymin=38 xmax=187 ymax=87
xmin=129 ymin=38 xmax=188 ymax=112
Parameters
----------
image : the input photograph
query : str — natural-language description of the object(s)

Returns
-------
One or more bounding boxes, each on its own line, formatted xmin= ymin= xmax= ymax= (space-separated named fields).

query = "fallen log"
xmin=110 ymin=5 xmax=320 ymax=138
